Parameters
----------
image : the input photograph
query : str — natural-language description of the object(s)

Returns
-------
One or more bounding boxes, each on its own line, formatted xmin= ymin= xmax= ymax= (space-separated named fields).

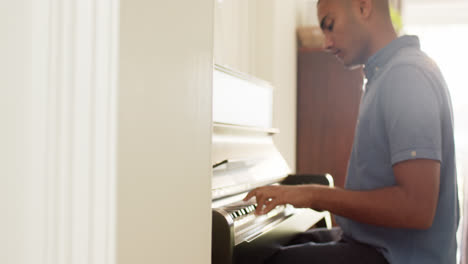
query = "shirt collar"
xmin=364 ymin=35 xmax=421 ymax=81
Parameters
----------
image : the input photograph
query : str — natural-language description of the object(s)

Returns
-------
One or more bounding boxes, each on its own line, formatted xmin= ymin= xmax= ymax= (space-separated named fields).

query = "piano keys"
xmin=211 ymin=65 xmax=333 ymax=264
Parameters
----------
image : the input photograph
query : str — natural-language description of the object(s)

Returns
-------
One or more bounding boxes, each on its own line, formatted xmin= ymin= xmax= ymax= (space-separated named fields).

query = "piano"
xmin=211 ymin=65 xmax=333 ymax=264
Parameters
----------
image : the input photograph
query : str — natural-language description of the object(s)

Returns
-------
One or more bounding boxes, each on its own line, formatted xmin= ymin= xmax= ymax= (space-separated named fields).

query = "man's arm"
xmin=244 ymin=158 xmax=440 ymax=230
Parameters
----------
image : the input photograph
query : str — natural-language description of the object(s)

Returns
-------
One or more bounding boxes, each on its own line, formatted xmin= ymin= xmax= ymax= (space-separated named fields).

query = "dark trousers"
xmin=265 ymin=227 xmax=389 ymax=264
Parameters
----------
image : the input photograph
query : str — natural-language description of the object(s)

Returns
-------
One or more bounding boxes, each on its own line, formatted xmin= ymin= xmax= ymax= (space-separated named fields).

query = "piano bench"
xmin=282 ymin=173 xmax=334 ymax=187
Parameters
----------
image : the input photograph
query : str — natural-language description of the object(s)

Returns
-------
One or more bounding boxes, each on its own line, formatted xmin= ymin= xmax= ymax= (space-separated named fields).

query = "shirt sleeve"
xmin=380 ymin=65 xmax=442 ymax=165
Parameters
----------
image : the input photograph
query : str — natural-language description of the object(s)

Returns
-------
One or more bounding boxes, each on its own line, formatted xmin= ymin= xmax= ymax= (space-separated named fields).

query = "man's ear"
xmin=357 ymin=0 xmax=372 ymax=19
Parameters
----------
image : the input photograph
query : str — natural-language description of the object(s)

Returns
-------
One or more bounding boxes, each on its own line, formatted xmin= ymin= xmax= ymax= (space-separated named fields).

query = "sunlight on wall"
xmin=405 ymin=24 xmax=468 ymax=262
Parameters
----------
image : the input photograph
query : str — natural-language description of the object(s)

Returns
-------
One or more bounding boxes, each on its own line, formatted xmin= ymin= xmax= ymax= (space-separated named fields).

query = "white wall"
xmin=2 ymin=2 xmax=44 ymax=263
xmin=116 ymin=0 xmax=213 ymax=263
xmin=214 ymin=0 xmax=300 ymax=172
xmin=296 ymin=0 xmax=319 ymax=27
xmin=270 ymin=0 xmax=299 ymax=174
xmin=403 ymin=1 xmax=468 ymax=25
xmin=214 ymin=0 xmax=256 ymax=74
xmin=3 ymin=1 xmax=213 ymax=263
xmin=2 ymin=0 xmax=118 ymax=263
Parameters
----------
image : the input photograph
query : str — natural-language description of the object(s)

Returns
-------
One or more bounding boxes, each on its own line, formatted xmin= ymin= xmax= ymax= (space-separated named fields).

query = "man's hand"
xmin=243 ymin=159 xmax=440 ymax=230
xmin=243 ymin=185 xmax=317 ymax=215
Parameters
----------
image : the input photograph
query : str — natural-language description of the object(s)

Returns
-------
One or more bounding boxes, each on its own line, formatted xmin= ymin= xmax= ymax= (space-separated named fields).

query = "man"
xmin=244 ymin=0 xmax=459 ymax=263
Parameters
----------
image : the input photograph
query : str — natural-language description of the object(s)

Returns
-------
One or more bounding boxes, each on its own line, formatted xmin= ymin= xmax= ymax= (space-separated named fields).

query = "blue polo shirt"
xmin=335 ymin=36 xmax=459 ymax=264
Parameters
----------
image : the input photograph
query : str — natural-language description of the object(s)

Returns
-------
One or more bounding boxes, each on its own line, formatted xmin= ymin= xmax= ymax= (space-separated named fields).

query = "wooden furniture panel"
xmin=296 ymin=49 xmax=363 ymax=188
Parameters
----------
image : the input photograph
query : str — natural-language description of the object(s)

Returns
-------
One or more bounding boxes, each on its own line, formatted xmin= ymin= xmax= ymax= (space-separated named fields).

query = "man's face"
xmin=317 ymin=0 xmax=368 ymax=68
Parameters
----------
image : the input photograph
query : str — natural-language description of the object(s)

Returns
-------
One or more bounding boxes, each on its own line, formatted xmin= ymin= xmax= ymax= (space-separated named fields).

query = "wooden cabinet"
xmin=296 ymin=49 xmax=363 ymax=188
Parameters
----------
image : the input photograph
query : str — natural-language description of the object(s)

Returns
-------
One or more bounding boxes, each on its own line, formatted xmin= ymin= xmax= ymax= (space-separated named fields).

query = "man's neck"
xmin=367 ymin=25 xmax=398 ymax=61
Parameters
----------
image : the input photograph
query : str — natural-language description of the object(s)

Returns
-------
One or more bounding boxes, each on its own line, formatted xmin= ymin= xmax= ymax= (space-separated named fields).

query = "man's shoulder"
xmin=387 ymin=47 xmax=440 ymax=76
xmin=379 ymin=47 xmax=444 ymax=93
xmin=377 ymin=47 xmax=447 ymax=112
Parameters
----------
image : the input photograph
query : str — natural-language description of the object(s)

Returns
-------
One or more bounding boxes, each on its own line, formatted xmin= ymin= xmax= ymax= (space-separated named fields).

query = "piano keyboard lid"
xmin=212 ymin=65 xmax=291 ymax=201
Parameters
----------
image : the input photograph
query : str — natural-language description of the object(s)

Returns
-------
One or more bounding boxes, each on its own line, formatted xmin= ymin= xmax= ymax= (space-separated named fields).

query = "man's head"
xmin=317 ymin=0 xmax=395 ymax=68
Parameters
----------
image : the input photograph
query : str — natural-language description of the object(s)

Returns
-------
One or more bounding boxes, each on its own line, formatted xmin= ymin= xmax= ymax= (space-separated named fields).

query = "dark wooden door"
xmin=296 ymin=49 xmax=363 ymax=188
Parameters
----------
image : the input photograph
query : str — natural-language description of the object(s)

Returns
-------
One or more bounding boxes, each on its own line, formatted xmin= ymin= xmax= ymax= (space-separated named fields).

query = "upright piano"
xmin=211 ymin=65 xmax=333 ymax=264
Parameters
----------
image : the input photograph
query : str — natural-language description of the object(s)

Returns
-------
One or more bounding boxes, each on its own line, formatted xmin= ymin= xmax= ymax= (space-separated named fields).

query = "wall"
xmin=296 ymin=0 xmax=319 ymax=27
xmin=2 ymin=0 xmax=118 ymax=263
xmin=3 ymin=1 xmax=213 ymax=264
xmin=2 ymin=2 xmax=43 ymax=263
xmin=214 ymin=0 xmax=300 ymax=172
xmin=403 ymin=1 xmax=468 ymax=25
xmin=116 ymin=0 xmax=213 ymax=263
xmin=270 ymin=0 xmax=299 ymax=174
